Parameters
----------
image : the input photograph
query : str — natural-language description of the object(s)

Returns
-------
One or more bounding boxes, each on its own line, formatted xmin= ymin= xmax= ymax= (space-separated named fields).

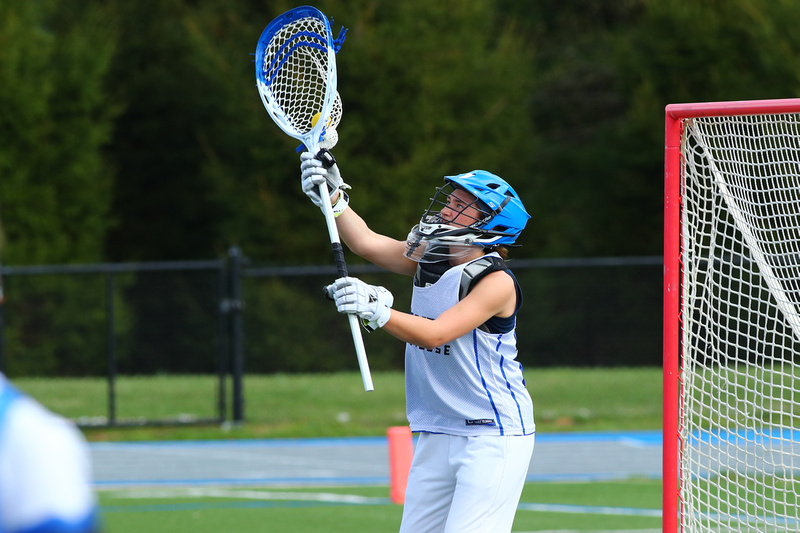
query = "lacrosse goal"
xmin=664 ymin=99 xmax=800 ymax=532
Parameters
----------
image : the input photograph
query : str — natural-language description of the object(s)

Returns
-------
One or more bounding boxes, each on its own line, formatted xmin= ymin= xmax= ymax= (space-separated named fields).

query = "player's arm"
xmin=384 ymin=271 xmax=515 ymax=347
xmin=328 ymin=271 xmax=516 ymax=347
xmin=300 ymin=152 xmax=416 ymax=277
xmin=334 ymin=207 xmax=416 ymax=276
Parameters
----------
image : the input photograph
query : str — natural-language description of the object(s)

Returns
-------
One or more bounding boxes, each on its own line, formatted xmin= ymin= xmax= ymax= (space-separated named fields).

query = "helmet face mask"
xmin=404 ymin=223 xmax=484 ymax=264
xmin=404 ymin=171 xmax=531 ymax=264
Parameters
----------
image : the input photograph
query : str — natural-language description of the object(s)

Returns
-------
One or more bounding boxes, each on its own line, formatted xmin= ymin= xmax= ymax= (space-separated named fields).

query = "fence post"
xmin=0 ymin=261 xmax=4 ymax=373
xmin=0 ymin=301 xmax=4 ymax=374
xmin=216 ymin=264 xmax=227 ymax=424
xmin=106 ymin=272 xmax=117 ymax=426
xmin=228 ymin=247 xmax=245 ymax=423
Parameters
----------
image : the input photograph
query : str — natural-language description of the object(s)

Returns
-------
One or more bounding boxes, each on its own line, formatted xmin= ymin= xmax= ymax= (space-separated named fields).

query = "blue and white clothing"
xmin=400 ymin=253 xmax=535 ymax=533
xmin=405 ymin=253 xmax=535 ymax=437
xmin=0 ymin=374 xmax=99 ymax=533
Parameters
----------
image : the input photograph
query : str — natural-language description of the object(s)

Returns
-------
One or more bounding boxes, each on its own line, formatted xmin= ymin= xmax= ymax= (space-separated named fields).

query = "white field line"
xmin=517 ymin=502 xmax=662 ymax=518
xmin=515 ymin=530 xmax=661 ymax=533
xmin=110 ymin=487 xmax=663 ymax=521
xmin=111 ymin=487 xmax=388 ymax=505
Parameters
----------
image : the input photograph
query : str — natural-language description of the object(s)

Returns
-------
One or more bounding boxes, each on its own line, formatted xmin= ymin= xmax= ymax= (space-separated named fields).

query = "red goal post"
xmin=664 ymin=98 xmax=800 ymax=532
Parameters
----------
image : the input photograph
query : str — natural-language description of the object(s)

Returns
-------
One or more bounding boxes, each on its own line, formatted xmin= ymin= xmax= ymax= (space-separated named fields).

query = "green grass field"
xmin=96 ymin=480 xmax=664 ymax=533
xmin=13 ymin=367 xmax=663 ymax=441
xmin=13 ymin=369 xmax=665 ymax=532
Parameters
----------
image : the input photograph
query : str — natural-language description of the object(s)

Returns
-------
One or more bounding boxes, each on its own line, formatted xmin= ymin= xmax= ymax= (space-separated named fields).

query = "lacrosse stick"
xmin=255 ymin=6 xmax=373 ymax=391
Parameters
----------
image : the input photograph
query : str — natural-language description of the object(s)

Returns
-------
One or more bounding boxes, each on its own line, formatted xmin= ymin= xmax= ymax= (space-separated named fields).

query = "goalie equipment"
xmin=326 ymin=277 xmax=393 ymax=332
xmin=300 ymin=150 xmax=350 ymax=208
xmin=404 ymin=170 xmax=531 ymax=263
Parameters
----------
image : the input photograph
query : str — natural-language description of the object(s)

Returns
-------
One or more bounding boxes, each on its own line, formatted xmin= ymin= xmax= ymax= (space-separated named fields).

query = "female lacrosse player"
xmin=301 ymin=153 xmax=535 ymax=533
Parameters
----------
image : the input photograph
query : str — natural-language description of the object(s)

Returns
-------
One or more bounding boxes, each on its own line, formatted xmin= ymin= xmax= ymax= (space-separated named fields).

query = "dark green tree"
xmin=511 ymin=0 xmax=800 ymax=257
xmin=0 ymin=0 xmax=117 ymax=265
xmin=325 ymin=0 xmax=538 ymax=257
xmin=0 ymin=0 xmax=119 ymax=376
xmin=101 ymin=0 xmax=538 ymax=264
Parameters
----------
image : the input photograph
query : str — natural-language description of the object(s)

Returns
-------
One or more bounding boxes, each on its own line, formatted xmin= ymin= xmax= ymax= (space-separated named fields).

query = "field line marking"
xmin=110 ymin=487 xmax=662 ymax=518
xmin=111 ymin=487 xmax=390 ymax=505
xmin=517 ymin=502 xmax=662 ymax=517
xmin=515 ymin=530 xmax=661 ymax=533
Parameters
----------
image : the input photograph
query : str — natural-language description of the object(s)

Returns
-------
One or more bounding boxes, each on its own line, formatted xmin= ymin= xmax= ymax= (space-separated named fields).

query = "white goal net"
xmin=666 ymin=101 xmax=800 ymax=532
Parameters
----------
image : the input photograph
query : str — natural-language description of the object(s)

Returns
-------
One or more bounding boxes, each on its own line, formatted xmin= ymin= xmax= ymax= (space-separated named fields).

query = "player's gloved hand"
xmin=300 ymin=151 xmax=350 ymax=212
xmin=324 ymin=277 xmax=393 ymax=332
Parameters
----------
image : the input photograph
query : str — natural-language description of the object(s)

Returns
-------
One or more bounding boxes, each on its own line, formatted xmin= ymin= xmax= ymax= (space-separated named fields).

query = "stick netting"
xmin=258 ymin=16 xmax=340 ymax=135
xmin=680 ymin=113 xmax=800 ymax=532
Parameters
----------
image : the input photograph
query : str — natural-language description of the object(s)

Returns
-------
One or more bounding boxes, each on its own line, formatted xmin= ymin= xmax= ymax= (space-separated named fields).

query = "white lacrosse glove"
xmin=324 ymin=277 xmax=393 ymax=332
xmin=300 ymin=151 xmax=350 ymax=215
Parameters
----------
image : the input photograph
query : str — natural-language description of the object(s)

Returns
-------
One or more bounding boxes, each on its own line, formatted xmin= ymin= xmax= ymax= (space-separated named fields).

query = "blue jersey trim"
xmin=496 ymin=337 xmax=527 ymax=435
xmin=474 ymin=331 xmax=503 ymax=435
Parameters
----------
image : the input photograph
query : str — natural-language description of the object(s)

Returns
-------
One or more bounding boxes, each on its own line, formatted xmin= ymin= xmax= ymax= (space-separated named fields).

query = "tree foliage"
xmin=506 ymin=0 xmax=800 ymax=256
xmin=4 ymin=1 xmax=800 ymax=375
xmin=0 ymin=0 xmax=119 ymax=376
xmin=98 ymin=0 xmax=537 ymax=264
xmin=4 ymin=0 xmax=800 ymax=265
xmin=0 ymin=0 xmax=117 ymax=265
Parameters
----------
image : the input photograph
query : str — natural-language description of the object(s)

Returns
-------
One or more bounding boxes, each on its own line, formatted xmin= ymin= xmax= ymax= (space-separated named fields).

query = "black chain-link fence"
xmin=0 ymin=251 xmax=663 ymax=426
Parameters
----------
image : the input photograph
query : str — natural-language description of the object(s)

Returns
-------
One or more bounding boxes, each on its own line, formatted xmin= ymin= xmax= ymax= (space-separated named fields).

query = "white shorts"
xmin=399 ymin=432 xmax=535 ymax=533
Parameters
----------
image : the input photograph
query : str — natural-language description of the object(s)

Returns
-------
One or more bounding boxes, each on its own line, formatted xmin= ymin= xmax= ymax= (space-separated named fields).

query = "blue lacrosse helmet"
xmin=445 ymin=170 xmax=530 ymax=245
xmin=404 ymin=170 xmax=531 ymax=263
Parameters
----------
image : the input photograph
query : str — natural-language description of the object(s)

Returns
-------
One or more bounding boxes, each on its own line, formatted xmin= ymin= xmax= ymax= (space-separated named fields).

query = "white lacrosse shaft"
xmin=255 ymin=6 xmax=371 ymax=390
xmin=316 ymin=179 xmax=373 ymax=391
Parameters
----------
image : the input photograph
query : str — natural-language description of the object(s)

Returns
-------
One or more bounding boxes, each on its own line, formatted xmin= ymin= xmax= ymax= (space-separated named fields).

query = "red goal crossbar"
xmin=663 ymin=98 xmax=800 ymax=533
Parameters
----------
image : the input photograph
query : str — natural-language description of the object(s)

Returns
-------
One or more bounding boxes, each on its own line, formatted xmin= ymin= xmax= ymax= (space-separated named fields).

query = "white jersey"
xmin=0 ymin=374 xmax=98 ymax=533
xmin=405 ymin=255 xmax=535 ymax=437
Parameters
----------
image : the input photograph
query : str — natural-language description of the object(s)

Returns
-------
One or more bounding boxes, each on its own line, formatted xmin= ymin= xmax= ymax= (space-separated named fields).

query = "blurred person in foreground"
xmin=0 ymin=377 xmax=100 ymax=533
xmin=0 ymin=219 xmax=100 ymax=533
